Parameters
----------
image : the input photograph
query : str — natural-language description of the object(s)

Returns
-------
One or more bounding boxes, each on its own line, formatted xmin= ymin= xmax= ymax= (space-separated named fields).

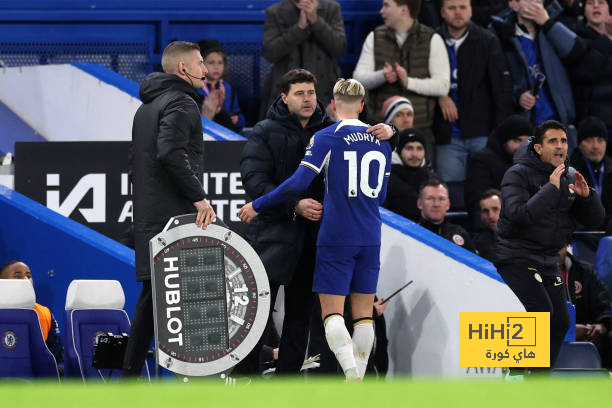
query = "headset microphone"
xmin=182 ymin=67 xmax=205 ymax=81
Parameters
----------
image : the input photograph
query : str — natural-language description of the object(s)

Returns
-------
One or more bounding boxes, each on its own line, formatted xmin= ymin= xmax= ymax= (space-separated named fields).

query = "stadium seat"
xmin=0 ymin=279 xmax=60 ymax=380
xmin=64 ymin=280 xmax=149 ymax=381
xmin=553 ymin=341 xmax=602 ymax=369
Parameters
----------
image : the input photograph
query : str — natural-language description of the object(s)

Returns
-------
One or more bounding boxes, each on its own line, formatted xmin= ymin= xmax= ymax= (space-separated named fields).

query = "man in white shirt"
xmin=354 ymin=0 xmax=450 ymax=156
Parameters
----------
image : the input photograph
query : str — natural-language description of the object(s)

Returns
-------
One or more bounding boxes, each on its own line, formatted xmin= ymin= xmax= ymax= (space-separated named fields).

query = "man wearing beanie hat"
xmin=384 ymin=128 xmax=437 ymax=221
xmin=570 ymin=116 xmax=612 ymax=230
xmin=381 ymin=95 xmax=415 ymax=133
xmin=465 ymin=115 xmax=533 ymax=230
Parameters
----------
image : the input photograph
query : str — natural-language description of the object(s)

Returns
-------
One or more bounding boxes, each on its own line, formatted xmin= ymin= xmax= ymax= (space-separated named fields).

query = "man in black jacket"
xmin=465 ymin=115 xmax=532 ymax=229
xmin=384 ymin=128 xmax=436 ymax=221
xmin=417 ymin=178 xmax=475 ymax=251
xmin=433 ymin=0 xmax=513 ymax=182
xmin=570 ymin=116 xmax=612 ymax=230
xmin=240 ymin=69 xmax=394 ymax=374
xmin=123 ymin=41 xmax=216 ymax=375
xmin=495 ymin=120 xmax=605 ymax=373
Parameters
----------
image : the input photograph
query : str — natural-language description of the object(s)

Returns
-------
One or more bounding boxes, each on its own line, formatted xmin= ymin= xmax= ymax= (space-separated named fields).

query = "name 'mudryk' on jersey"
xmin=252 ymin=119 xmax=392 ymax=247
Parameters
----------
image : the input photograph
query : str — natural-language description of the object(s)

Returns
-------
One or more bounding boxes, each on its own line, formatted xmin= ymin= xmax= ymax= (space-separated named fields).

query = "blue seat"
xmin=0 ymin=279 xmax=59 ymax=380
xmin=64 ymin=280 xmax=149 ymax=381
xmin=553 ymin=341 xmax=602 ymax=369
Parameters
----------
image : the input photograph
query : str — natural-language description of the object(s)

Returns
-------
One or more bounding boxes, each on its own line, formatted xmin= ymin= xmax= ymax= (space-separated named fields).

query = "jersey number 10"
xmin=343 ymin=151 xmax=387 ymax=198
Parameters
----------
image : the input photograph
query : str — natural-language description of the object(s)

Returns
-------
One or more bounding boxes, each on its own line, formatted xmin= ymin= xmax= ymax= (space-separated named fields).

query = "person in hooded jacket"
xmin=123 ymin=41 xmax=217 ymax=376
xmin=495 ymin=120 xmax=605 ymax=374
xmin=384 ymin=128 xmax=437 ymax=221
xmin=465 ymin=115 xmax=533 ymax=229
xmin=239 ymin=69 xmax=395 ymax=374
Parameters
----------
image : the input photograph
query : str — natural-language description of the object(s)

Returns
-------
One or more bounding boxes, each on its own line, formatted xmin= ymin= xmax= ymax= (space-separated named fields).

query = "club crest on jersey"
xmin=2 ymin=331 xmax=18 ymax=350
xmin=452 ymin=234 xmax=465 ymax=246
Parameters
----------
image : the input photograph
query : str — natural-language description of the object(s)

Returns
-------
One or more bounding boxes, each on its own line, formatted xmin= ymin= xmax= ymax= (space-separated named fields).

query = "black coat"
xmin=464 ymin=125 xmax=514 ymax=228
xmin=130 ymin=73 xmax=206 ymax=281
xmin=433 ymin=22 xmax=513 ymax=144
xmin=240 ymin=96 xmax=333 ymax=284
xmin=495 ymin=139 xmax=605 ymax=268
xmin=384 ymin=161 xmax=436 ymax=221
xmin=418 ymin=218 xmax=476 ymax=252
xmin=570 ymin=150 xmax=612 ymax=230
xmin=564 ymin=24 xmax=612 ymax=128
xmin=565 ymin=254 xmax=611 ymax=330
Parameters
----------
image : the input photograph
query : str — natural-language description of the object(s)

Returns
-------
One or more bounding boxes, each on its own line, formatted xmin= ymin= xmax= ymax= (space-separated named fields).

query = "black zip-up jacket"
xmin=130 ymin=72 xmax=205 ymax=281
xmin=495 ymin=138 xmax=605 ymax=268
xmin=384 ymin=162 xmax=436 ymax=221
xmin=418 ymin=217 xmax=476 ymax=252
xmin=240 ymin=96 xmax=333 ymax=284
xmin=433 ymin=22 xmax=513 ymax=145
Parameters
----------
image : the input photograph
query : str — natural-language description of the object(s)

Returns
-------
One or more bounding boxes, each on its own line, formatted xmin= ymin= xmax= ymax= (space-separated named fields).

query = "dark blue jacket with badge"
xmin=495 ymin=138 xmax=604 ymax=268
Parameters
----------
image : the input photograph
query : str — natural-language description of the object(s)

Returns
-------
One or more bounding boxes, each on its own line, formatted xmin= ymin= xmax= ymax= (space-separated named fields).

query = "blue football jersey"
xmin=300 ymin=119 xmax=392 ymax=246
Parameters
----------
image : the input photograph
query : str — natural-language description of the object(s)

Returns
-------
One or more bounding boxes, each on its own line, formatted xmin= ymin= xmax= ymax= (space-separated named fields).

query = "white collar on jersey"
xmin=334 ymin=118 xmax=370 ymax=133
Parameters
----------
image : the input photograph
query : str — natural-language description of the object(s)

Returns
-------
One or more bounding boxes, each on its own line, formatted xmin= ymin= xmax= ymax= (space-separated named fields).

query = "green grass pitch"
xmin=3 ymin=377 xmax=611 ymax=408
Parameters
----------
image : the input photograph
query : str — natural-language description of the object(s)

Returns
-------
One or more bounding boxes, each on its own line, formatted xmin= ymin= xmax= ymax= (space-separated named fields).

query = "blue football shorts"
xmin=314 ymin=245 xmax=381 ymax=295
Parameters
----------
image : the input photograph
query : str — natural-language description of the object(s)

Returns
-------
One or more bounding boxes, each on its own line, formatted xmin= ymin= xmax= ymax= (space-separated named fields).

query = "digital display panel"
xmin=178 ymin=246 xmax=229 ymax=352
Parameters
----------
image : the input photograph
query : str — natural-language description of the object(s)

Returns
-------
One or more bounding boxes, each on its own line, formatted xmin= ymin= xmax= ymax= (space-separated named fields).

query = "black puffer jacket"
xmin=495 ymin=138 xmax=605 ymax=268
xmin=240 ymin=96 xmax=333 ymax=284
xmin=130 ymin=72 xmax=205 ymax=281
xmin=384 ymin=161 xmax=436 ymax=221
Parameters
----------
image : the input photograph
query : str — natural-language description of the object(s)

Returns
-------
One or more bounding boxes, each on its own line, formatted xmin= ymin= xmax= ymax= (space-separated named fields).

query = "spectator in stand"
xmin=570 ymin=117 xmax=612 ymax=231
xmin=559 ymin=245 xmax=612 ymax=366
xmin=197 ymin=40 xmax=246 ymax=133
xmin=471 ymin=0 xmax=509 ymax=27
xmin=0 ymin=261 xmax=63 ymax=368
xmin=417 ymin=178 xmax=476 ymax=251
xmin=384 ymin=129 xmax=437 ymax=221
xmin=354 ymin=0 xmax=450 ymax=155
xmin=382 ymin=96 xmax=415 ymax=132
xmin=260 ymin=0 xmax=347 ymax=119
xmin=434 ymin=0 xmax=513 ymax=182
xmin=473 ymin=189 xmax=502 ymax=261
xmin=535 ymin=0 xmax=612 ymax=142
xmin=490 ymin=0 xmax=576 ymax=144
xmin=465 ymin=115 xmax=533 ymax=229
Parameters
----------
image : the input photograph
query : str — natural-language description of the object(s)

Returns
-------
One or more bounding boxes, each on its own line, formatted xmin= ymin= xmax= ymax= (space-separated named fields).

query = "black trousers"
xmin=122 ymin=280 xmax=154 ymax=376
xmin=497 ymin=262 xmax=570 ymax=369
xmin=233 ymin=240 xmax=316 ymax=375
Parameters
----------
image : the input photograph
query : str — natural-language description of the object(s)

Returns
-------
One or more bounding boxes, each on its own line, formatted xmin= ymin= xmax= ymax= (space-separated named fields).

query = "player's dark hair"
xmin=418 ymin=177 xmax=448 ymax=197
xmin=280 ymin=69 xmax=317 ymax=95
xmin=533 ymin=120 xmax=567 ymax=145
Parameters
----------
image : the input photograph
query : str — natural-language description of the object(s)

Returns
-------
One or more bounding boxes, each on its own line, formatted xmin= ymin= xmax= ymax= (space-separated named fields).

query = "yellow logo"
xmin=459 ymin=312 xmax=550 ymax=367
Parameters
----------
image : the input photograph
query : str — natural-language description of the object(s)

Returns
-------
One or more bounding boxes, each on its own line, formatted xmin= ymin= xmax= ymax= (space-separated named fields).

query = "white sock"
xmin=352 ymin=319 xmax=374 ymax=379
xmin=324 ymin=314 xmax=358 ymax=380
